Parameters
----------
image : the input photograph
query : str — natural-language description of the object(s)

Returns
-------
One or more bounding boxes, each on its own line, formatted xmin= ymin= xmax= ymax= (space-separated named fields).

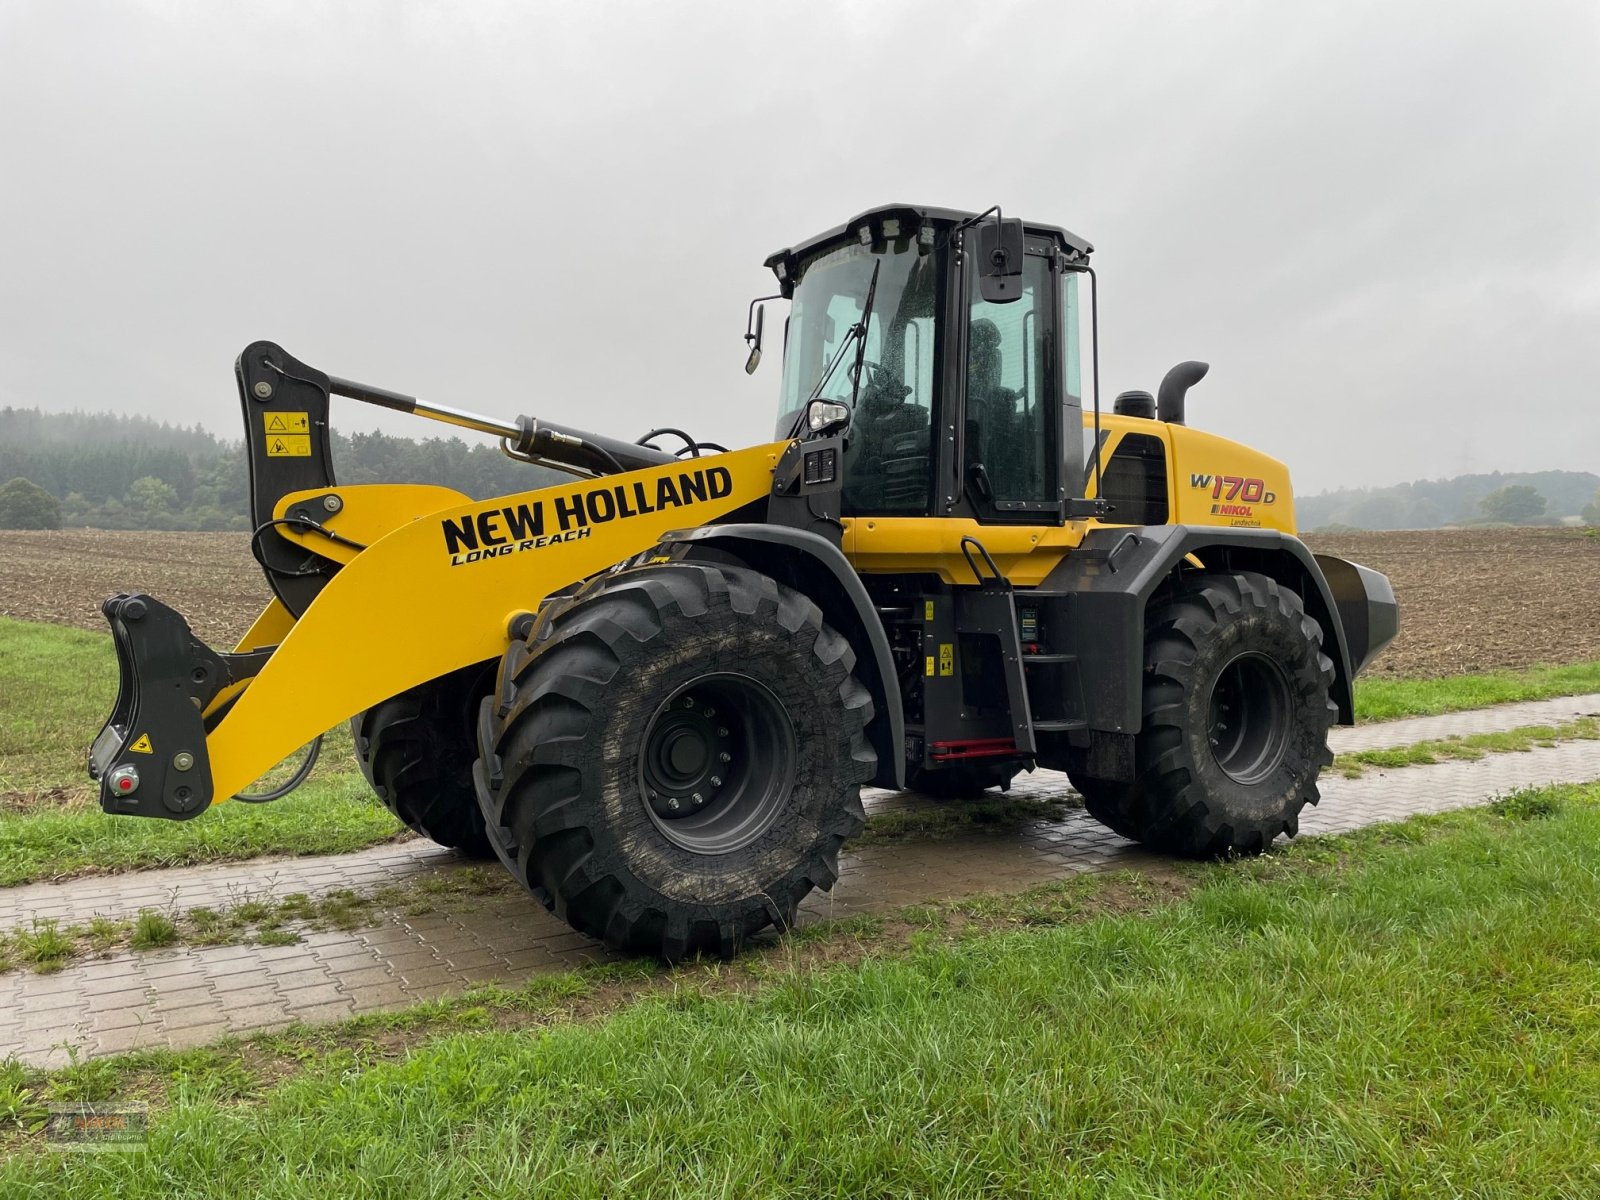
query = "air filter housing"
xmin=1113 ymin=390 xmax=1156 ymax=419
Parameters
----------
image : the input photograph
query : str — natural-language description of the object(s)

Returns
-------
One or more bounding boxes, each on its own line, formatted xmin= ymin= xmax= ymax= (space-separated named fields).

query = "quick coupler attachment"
xmin=88 ymin=593 xmax=225 ymax=819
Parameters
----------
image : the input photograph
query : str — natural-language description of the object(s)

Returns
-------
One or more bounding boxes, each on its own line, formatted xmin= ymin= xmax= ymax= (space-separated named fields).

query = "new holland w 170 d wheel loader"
xmin=89 ymin=203 xmax=1397 ymax=959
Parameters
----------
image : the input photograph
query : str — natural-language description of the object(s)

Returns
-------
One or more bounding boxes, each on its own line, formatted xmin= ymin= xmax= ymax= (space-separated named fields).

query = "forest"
xmin=0 ymin=407 xmax=567 ymax=530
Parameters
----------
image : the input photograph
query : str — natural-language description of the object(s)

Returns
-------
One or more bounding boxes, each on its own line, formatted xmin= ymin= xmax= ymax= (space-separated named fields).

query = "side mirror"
xmin=974 ymin=217 xmax=1025 ymax=304
xmin=744 ymin=297 xmax=777 ymax=375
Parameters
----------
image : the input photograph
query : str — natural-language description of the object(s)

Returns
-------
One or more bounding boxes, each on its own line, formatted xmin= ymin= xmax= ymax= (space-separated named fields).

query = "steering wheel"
xmin=846 ymin=359 xmax=883 ymax=388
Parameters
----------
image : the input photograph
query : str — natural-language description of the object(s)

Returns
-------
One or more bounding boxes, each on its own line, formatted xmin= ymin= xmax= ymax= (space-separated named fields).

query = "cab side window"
xmin=966 ymin=255 xmax=1053 ymax=507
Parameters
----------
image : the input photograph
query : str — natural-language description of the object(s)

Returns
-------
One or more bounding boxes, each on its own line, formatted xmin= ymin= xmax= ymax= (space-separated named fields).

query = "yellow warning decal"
xmin=925 ymin=655 xmax=935 ymax=677
xmin=264 ymin=412 xmax=310 ymax=434
xmin=924 ymin=600 xmax=935 ymax=621
xmin=939 ymin=643 xmax=954 ymax=677
xmin=266 ymin=434 xmax=312 ymax=457
xmin=128 ymin=733 xmax=154 ymax=754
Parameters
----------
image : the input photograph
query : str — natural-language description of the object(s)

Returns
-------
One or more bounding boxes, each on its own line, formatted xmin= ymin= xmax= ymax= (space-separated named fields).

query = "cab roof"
xmin=763 ymin=202 xmax=1094 ymax=294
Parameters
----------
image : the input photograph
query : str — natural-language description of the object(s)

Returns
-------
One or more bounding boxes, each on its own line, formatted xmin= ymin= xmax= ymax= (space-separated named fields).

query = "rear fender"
xmin=1043 ymin=525 xmax=1396 ymax=732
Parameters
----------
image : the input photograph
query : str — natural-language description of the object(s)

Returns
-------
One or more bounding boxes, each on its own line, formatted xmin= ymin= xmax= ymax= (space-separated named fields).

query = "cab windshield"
xmin=775 ymin=240 xmax=939 ymax=514
xmin=776 ymin=240 xmax=938 ymax=436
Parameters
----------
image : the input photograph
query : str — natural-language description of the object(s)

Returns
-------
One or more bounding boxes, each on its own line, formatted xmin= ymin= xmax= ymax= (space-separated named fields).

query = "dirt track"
xmin=1 ymin=528 xmax=1596 ymax=678
xmin=0 ymin=530 xmax=267 ymax=646
xmin=1303 ymin=529 xmax=1600 ymax=678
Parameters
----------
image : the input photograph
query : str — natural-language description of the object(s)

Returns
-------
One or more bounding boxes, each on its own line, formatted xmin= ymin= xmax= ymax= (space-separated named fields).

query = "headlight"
xmin=807 ymin=401 xmax=850 ymax=433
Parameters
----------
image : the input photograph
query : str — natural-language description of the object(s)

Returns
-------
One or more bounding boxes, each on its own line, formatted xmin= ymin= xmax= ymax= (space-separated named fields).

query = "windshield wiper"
xmin=848 ymin=258 xmax=882 ymax=412
xmin=787 ymin=259 xmax=883 ymax=439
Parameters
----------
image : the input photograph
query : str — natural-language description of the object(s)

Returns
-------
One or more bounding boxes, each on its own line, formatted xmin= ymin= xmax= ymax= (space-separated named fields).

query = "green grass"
xmin=127 ymin=910 xmax=177 ymax=950
xmin=0 ymin=618 xmax=120 ymax=793
xmin=0 ymin=617 xmax=403 ymax=885
xmin=4 ymin=782 xmax=1599 ymax=1196
xmin=1354 ymin=659 xmax=1600 ymax=721
xmin=1335 ymin=715 xmax=1600 ymax=777
xmin=0 ymin=774 xmax=402 ymax=886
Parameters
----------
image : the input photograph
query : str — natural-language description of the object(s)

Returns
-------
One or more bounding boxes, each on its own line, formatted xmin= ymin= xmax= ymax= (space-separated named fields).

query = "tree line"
xmin=0 ymin=407 xmax=566 ymax=530
xmin=1295 ymin=470 xmax=1600 ymax=531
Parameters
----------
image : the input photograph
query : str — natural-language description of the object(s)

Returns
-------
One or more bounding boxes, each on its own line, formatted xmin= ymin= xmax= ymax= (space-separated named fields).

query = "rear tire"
xmin=352 ymin=663 xmax=496 ymax=858
xmin=474 ymin=563 xmax=875 ymax=960
xmin=1069 ymin=572 xmax=1336 ymax=856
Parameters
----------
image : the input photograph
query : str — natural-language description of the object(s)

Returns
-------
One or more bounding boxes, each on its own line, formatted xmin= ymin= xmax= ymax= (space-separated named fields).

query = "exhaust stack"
xmin=1157 ymin=361 xmax=1209 ymax=425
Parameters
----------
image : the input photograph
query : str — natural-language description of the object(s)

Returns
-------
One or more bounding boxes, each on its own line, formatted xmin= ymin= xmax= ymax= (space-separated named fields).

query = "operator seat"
xmin=966 ymin=318 xmax=1023 ymax=494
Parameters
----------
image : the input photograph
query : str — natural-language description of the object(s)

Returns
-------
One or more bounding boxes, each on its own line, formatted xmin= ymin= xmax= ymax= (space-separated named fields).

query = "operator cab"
xmin=759 ymin=204 xmax=1095 ymax=525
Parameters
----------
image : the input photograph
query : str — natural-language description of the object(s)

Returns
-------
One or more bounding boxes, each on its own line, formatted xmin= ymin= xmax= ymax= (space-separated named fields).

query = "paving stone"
xmin=224 ymin=1004 xmax=295 ymax=1033
xmin=347 ymin=982 xmax=415 ymax=1010
xmin=87 ymin=1006 xmax=162 ymax=1034
xmin=198 ymin=954 xmax=272 ymax=979
xmin=440 ymin=947 xmax=506 ymax=972
xmin=334 ymin=966 xmax=399 ymax=991
xmin=280 ymin=983 xmax=348 ymax=1011
xmin=147 ymin=984 xmax=214 ymax=1015
xmin=383 ymin=950 xmax=448 ymax=975
xmin=84 ymin=986 xmax=152 ymax=1012
xmin=206 ymin=968 xmax=275 ymax=994
xmin=9 ymin=1006 xmax=91 ymax=1035
xmin=90 ymin=1023 xmax=170 ymax=1056
xmin=394 ymin=965 xmax=461 ymax=990
xmin=269 ymin=967 xmax=336 ymax=993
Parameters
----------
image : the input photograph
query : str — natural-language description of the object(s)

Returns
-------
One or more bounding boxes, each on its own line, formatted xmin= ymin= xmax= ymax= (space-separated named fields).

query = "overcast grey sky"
xmin=2 ymin=0 xmax=1596 ymax=493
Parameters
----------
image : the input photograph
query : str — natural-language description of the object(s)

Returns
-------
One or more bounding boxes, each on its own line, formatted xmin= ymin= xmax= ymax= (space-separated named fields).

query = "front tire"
xmin=474 ymin=563 xmax=875 ymax=960
xmin=1070 ymin=572 xmax=1336 ymax=856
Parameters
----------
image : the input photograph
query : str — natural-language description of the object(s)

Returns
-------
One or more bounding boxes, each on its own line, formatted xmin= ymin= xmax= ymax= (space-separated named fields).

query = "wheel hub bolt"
xmin=692 ymin=792 xmax=705 ymax=805
xmin=668 ymin=797 xmax=680 ymax=811
xmin=709 ymin=776 xmax=723 ymax=788
xmin=682 ymin=695 xmax=696 ymax=708
xmin=718 ymin=751 xmax=731 ymax=763
xmin=702 ymin=707 xmax=715 ymax=718
xmin=717 ymin=726 xmax=729 ymax=737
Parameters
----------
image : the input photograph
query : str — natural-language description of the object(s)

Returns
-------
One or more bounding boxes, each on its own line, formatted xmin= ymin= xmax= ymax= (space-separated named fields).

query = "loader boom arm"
xmin=91 ymin=443 xmax=785 ymax=815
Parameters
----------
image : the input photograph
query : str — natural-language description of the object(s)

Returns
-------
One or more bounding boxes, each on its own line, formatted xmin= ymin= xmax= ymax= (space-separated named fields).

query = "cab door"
xmin=953 ymin=243 xmax=1064 ymax=527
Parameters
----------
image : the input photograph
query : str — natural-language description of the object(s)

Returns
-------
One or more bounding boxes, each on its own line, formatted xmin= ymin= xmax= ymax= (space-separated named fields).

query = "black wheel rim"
xmin=1206 ymin=652 xmax=1292 ymax=786
xmin=638 ymin=672 xmax=796 ymax=854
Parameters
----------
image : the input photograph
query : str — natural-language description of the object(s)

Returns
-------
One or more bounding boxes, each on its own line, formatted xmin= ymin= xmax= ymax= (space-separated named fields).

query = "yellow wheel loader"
xmin=89 ymin=204 xmax=1397 ymax=959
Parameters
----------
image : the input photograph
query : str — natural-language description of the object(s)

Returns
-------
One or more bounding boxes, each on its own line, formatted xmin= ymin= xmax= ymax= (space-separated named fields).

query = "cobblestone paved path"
xmin=2 ymin=694 xmax=1597 ymax=1067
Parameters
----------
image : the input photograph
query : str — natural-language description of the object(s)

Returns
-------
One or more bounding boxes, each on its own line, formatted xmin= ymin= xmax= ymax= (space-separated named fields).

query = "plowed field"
xmin=2 ymin=528 xmax=1596 ymax=677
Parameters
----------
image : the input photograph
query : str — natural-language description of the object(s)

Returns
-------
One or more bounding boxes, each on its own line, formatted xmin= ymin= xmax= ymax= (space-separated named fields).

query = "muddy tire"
xmin=352 ymin=663 xmax=496 ymax=858
xmin=1069 ymin=572 xmax=1336 ymax=856
xmin=474 ymin=563 xmax=875 ymax=960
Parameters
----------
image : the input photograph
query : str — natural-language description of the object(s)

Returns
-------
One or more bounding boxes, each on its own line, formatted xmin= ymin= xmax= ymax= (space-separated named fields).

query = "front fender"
xmin=659 ymin=524 xmax=906 ymax=790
